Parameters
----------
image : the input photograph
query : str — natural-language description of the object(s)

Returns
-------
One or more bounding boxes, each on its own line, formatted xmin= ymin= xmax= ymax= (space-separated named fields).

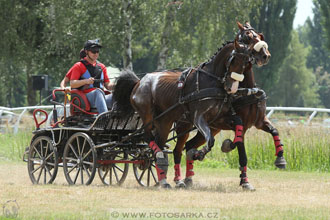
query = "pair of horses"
xmin=114 ymin=22 xmax=286 ymax=190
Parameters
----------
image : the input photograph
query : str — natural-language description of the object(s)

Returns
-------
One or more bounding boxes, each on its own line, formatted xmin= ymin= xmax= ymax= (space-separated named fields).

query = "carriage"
xmin=24 ymin=88 xmax=164 ymax=187
xmin=23 ymin=21 xmax=284 ymax=190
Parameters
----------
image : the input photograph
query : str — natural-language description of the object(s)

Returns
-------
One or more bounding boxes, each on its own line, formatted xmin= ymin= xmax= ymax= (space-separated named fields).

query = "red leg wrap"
xmin=240 ymin=166 xmax=249 ymax=184
xmin=155 ymin=165 xmax=166 ymax=181
xmin=149 ymin=141 xmax=161 ymax=154
xmin=273 ymin=136 xmax=283 ymax=156
xmin=186 ymin=160 xmax=195 ymax=177
xmin=174 ymin=164 xmax=182 ymax=181
xmin=233 ymin=125 xmax=243 ymax=143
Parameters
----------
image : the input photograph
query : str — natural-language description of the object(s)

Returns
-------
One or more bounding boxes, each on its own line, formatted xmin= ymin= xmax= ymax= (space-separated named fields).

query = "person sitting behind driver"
xmin=69 ymin=39 xmax=113 ymax=114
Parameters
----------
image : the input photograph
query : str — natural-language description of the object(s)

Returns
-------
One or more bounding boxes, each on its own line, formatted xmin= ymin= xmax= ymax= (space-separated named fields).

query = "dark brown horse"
xmin=172 ymin=23 xmax=285 ymax=190
xmin=114 ymin=22 xmax=270 ymax=188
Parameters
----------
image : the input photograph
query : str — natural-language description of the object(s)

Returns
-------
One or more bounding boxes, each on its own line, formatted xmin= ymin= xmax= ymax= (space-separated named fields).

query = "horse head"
xmin=222 ymin=39 xmax=253 ymax=94
xmin=236 ymin=21 xmax=271 ymax=66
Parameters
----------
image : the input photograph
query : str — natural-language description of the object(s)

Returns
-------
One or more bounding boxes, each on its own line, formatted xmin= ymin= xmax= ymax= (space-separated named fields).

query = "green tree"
xmin=316 ymin=0 xmax=330 ymax=49
xmin=272 ymin=31 xmax=319 ymax=107
xmin=0 ymin=0 xmax=46 ymax=106
xmin=298 ymin=1 xmax=330 ymax=108
xmin=250 ymin=0 xmax=297 ymax=102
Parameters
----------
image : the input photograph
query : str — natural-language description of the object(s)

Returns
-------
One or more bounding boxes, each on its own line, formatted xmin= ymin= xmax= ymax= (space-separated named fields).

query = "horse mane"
xmin=113 ymin=70 xmax=140 ymax=117
xmin=205 ymin=41 xmax=233 ymax=65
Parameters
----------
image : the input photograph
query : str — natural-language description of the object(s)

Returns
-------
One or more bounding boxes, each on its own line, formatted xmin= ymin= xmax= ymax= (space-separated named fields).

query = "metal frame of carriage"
xmin=23 ymin=89 xmax=169 ymax=187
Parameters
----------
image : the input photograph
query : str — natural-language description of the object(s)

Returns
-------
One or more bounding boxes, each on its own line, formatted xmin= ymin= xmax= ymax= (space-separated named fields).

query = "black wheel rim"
xmin=98 ymin=151 xmax=129 ymax=186
xmin=28 ymin=136 xmax=58 ymax=184
xmin=63 ymin=132 xmax=96 ymax=185
xmin=133 ymin=158 xmax=158 ymax=187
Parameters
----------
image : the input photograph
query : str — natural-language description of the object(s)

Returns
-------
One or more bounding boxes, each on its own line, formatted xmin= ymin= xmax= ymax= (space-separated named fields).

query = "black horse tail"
xmin=113 ymin=69 xmax=140 ymax=116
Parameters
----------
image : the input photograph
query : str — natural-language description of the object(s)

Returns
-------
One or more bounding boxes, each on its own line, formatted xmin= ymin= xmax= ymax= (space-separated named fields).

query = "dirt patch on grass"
xmin=0 ymin=162 xmax=329 ymax=219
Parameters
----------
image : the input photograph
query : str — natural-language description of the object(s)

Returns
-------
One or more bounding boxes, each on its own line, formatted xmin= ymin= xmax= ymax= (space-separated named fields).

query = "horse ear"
xmin=244 ymin=21 xmax=251 ymax=27
xmin=237 ymin=21 xmax=244 ymax=31
xmin=259 ymin=33 xmax=265 ymax=41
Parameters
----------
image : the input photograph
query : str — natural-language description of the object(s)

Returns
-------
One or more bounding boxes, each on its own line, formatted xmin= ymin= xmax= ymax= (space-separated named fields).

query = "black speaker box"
xmin=32 ymin=75 xmax=48 ymax=90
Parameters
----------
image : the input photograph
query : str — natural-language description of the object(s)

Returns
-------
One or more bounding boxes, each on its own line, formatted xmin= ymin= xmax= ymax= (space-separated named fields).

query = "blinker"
xmin=231 ymin=72 xmax=244 ymax=82
xmin=253 ymin=41 xmax=268 ymax=52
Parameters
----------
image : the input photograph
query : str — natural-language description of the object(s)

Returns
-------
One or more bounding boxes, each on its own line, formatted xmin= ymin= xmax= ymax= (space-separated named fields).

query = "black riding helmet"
xmin=84 ymin=39 xmax=102 ymax=50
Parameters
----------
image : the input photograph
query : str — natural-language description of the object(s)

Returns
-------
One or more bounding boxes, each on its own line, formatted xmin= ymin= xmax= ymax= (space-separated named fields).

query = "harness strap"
xmin=180 ymin=88 xmax=227 ymax=104
xmin=197 ymin=68 xmax=223 ymax=81
xmin=232 ymin=89 xmax=267 ymax=110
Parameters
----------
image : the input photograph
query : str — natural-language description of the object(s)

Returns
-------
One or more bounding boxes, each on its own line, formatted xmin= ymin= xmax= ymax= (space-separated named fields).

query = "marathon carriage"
xmin=24 ymin=88 xmax=165 ymax=187
xmin=24 ymin=21 xmax=278 ymax=189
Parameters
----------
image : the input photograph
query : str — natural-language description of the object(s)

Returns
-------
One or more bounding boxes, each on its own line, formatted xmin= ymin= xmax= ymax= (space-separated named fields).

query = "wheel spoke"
xmin=45 ymin=162 xmax=55 ymax=167
xmin=109 ymin=166 xmax=113 ymax=184
xmin=67 ymin=163 xmax=78 ymax=174
xmin=33 ymin=145 xmax=42 ymax=159
xmin=44 ymin=142 xmax=49 ymax=158
xmin=81 ymin=138 xmax=87 ymax=156
xmin=113 ymin=167 xmax=119 ymax=183
xmin=101 ymin=168 xmax=109 ymax=182
xmin=76 ymin=137 xmax=81 ymax=156
xmin=45 ymin=151 xmax=55 ymax=161
xmin=81 ymin=166 xmax=84 ymax=184
xmin=73 ymin=168 xmax=80 ymax=184
xmin=150 ymin=166 xmax=157 ymax=183
xmin=83 ymin=165 xmax=91 ymax=178
xmin=66 ymin=157 xmax=78 ymax=162
xmin=40 ymin=140 xmax=44 ymax=157
xmin=113 ymin=165 xmax=124 ymax=173
xmin=69 ymin=144 xmax=79 ymax=159
xmin=31 ymin=164 xmax=42 ymax=174
xmin=45 ymin=165 xmax=53 ymax=178
xmin=138 ymin=169 xmax=147 ymax=182
xmin=43 ymin=167 xmax=47 ymax=184
xmin=82 ymin=161 xmax=93 ymax=166
xmin=37 ymin=167 xmax=44 ymax=183
xmin=82 ymin=149 xmax=92 ymax=160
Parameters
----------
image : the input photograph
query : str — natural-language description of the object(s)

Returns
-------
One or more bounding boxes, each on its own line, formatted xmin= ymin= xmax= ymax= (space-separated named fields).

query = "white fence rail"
xmin=0 ymin=105 xmax=330 ymax=133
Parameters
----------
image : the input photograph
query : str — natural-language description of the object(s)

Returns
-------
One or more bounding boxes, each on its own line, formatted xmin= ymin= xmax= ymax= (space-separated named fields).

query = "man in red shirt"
xmin=69 ymin=39 xmax=113 ymax=113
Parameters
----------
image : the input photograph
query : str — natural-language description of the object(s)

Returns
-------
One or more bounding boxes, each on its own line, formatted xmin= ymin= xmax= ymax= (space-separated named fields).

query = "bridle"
xmin=237 ymin=26 xmax=269 ymax=65
xmin=197 ymin=43 xmax=254 ymax=85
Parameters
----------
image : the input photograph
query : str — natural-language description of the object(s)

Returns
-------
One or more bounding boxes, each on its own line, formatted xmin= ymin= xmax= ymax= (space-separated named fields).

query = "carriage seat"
xmin=70 ymin=89 xmax=98 ymax=115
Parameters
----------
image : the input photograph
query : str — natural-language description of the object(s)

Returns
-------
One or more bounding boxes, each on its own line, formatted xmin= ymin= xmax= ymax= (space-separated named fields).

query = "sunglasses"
xmin=89 ymin=49 xmax=100 ymax=54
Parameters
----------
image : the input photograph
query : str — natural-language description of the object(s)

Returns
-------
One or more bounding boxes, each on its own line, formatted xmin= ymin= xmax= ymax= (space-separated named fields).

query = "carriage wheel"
xmin=98 ymin=151 xmax=129 ymax=186
xmin=133 ymin=153 xmax=158 ymax=187
xmin=63 ymin=132 xmax=97 ymax=185
xmin=28 ymin=136 xmax=58 ymax=184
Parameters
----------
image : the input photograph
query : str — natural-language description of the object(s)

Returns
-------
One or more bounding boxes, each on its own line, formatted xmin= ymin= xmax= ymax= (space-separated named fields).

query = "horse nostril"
xmin=263 ymin=55 xmax=267 ymax=60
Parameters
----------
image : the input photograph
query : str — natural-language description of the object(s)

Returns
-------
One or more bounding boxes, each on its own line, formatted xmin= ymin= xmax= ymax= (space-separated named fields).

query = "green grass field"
xmin=0 ymin=125 xmax=329 ymax=219
xmin=2 ymin=124 xmax=329 ymax=171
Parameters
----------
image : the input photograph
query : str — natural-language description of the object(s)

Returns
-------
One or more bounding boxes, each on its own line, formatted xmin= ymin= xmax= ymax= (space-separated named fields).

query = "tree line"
xmin=0 ymin=0 xmax=329 ymax=108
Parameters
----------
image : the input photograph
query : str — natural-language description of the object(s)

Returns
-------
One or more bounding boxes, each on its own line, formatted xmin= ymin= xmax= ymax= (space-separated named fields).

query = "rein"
xmin=196 ymin=48 xmax=253 ymax=85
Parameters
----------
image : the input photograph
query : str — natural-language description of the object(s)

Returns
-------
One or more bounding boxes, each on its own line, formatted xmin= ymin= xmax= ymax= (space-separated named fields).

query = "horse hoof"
xmin=159 ymin=179 xmax=171 ymax=189
xmin=274 ymin=156 xmax=287 ymax=169
xmin=241 ymin=183 xmax=255 ymax=191
xmin=184 ymin=178 xmax=193 ymax=188
xmin=221 ymin=139 xmax=234 ymax=153
xmin=161 ymin=183 xmax=172 ymax=189
xmin=196 ymin=151 xmax=206 ymax=161
xmin=175 ymin=180 xmax=186 ymax=188
xmin=186 ymin=149 xmax=198 ymax=161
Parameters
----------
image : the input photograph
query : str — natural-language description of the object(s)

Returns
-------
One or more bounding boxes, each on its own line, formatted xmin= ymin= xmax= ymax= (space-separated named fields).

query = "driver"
xmin=69 ymin=39 xmax=113 ymax=114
